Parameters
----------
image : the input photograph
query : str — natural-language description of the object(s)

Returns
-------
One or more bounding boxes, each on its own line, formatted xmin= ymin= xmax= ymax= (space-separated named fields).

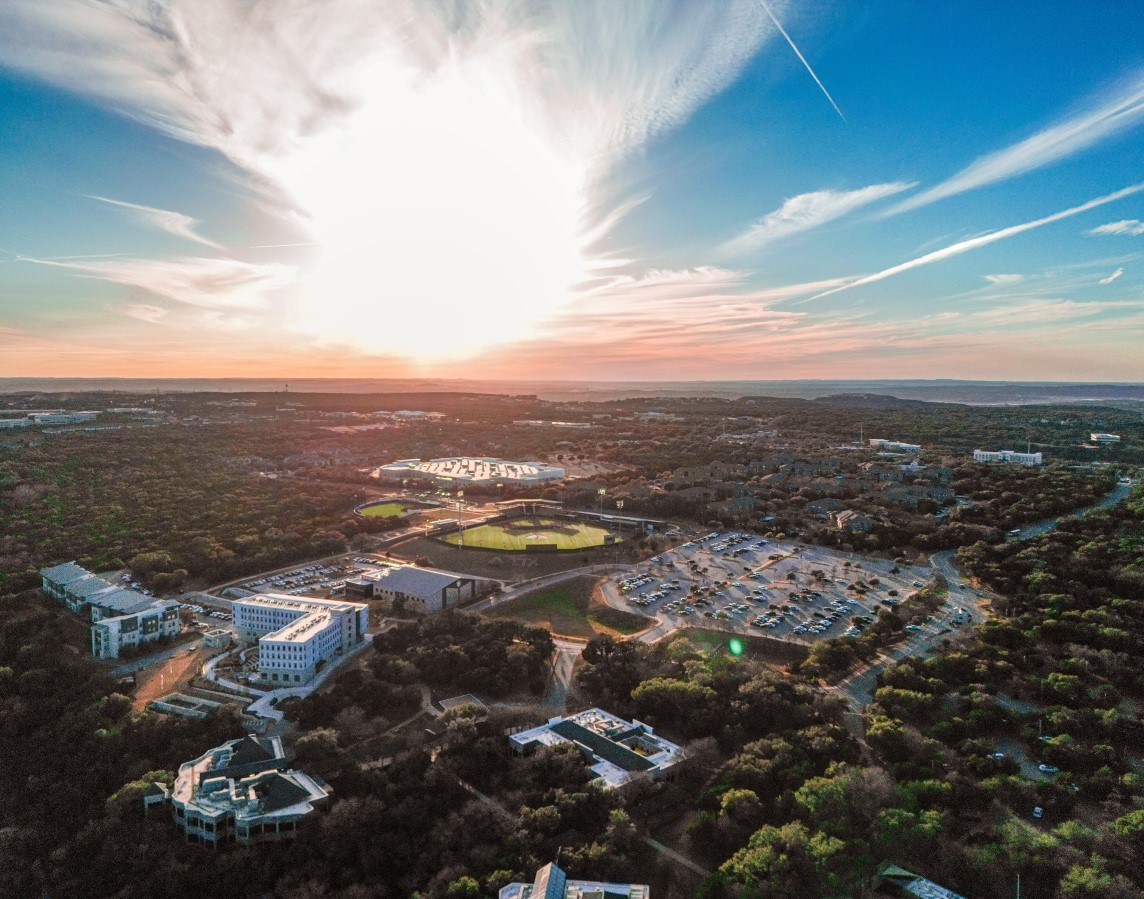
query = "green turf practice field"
xmin=442 ymin=516 xmax=617 ymax=551
xmin=357 ymin=501 xmax=408 ymax=519
xmin=486 ymin=576 xmax=652 ymax=638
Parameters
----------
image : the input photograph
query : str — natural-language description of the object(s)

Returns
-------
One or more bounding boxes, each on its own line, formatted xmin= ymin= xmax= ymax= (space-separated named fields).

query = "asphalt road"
xmin=835 ymin=479 xmax=1135 ymax=709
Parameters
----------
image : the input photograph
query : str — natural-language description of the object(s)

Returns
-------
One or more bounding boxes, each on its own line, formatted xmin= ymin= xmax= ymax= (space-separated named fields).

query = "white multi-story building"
xmin=0 ymin=417 xmax=32 ymax=429
xmin=161 ymin=734 xmax=330 ymax=845
xmin=28 ymin=410 xmax=100 ymax=425
xmin=232 ymin=594 xmax=368 ymax=685
xmin=869 ymin=438 xmax=922 ymax=453
xmin=40 ymin=562 xmax=181 ymax=659
xmin=973 ymin=449 xmax=1043 ymax=465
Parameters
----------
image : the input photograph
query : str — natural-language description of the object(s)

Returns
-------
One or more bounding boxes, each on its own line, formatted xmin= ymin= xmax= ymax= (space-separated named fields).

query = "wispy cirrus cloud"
xmin=720 ymin=181 xmax=915 ymax=256
xmin=984 ymin=273 xmax=1024 ymax=285
xmin=886 ymin=71 xmax=1144 ymax=216
xmin=1090 ymin=219 xmax=1144 ymax=236
xmin=0 ymin=0 xmax=790 ymax=357
xmin=1099 ymin=267 xmax=1124 ymax=285
xmin=87 ymin=196 xmax=223 ymax=250
xmin=812 ymin=181 xmax=1144 ymax=300
xmin=19 ymin=254 xmax=297 ymax=314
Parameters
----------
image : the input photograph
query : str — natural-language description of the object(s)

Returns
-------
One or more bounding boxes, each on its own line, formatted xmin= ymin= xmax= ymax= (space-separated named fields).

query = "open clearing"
xmin=358 ymin=501 xmax=408 ymax=519
xmin=443 ymin=516 xmax=617 ymax=551
xmin=486 ymin=575 xmax=653 ymax=639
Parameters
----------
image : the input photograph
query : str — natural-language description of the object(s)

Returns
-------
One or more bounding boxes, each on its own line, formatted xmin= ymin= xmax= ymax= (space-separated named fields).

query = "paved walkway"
xmin=202 ymin=635 xmax=375 ymax=722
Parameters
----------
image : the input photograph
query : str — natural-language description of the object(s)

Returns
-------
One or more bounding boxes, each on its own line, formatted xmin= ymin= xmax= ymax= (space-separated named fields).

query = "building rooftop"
xmin=366 ymin=565 xmax=464 ymax=597
xmin=877 ymin=864 xmax=966 ymax=899
xmin=510 ymin=708 xmax=682 ymax=789
xmin=90 ymin=587 xmax=161 ymax=616
xmin=41 ymin=561 xmax=93 ymax=586
xmin=500 ymin=862 xmax=649 ymax=899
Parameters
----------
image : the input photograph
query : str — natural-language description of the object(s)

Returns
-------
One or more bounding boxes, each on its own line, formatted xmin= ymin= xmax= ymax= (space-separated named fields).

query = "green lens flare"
xmin=728 ymin=638 xmax=744 ymax=657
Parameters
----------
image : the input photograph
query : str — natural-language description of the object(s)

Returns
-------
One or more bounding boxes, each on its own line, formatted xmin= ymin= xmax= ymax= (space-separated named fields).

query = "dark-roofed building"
xmin=499 ymin=861 xmax=649 ymax=899
xmin=164 ymin=735 xmax=330 ymax=845
xmin=509 ymin=708 xmax=683 ymax=789
xmin=40 ymin=562 xmax=182 ymax=659
xmin=875 ymin=863 xmax=966 ymax=899
xmin=350 ymin=564 xmax=478 ymax=612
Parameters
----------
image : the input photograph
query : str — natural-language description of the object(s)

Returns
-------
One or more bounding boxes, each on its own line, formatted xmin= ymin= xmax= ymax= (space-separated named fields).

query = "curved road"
xmin=837 ymin=479 xmax=1135 ymax=708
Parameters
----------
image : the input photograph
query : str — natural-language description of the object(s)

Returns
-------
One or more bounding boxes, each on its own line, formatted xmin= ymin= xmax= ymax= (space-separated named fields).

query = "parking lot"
xmin=607 ymin=531 xmax=939 ymax=645
xmin=227 ymin=555 xmax=400 ymax=600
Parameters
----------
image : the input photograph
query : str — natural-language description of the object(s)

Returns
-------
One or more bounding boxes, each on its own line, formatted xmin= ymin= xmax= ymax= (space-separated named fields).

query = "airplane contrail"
xmin=758 ymin=0 xmax=846 ymax=122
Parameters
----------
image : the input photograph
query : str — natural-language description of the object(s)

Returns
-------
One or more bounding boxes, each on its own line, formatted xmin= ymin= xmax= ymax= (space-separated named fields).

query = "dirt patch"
xmin=132 ymin=645 xmax=210 ymax=711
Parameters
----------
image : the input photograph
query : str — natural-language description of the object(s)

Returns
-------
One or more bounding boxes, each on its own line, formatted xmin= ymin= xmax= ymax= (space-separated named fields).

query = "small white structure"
xmin=165 ymin=735 xmax=330 ymax=845
xmin=869 ymin=438 xmax=922 ymax=453
xmin=1090 ymin=433 xmax=1121 ymax=443
xmin=500 ymin=862 xmax=649 ymax=899
xmin=232 ymin=594 xmax=368 ymax=685
xmin=973 ymin=449 xmax=1042 ymax=465
xmin=377 ymin=456 xmax=564 ymax=487
xmin=41 ymin=562 xmax=182 ymax=659
xmin=509 ymin=708 xmax=683 ymax=789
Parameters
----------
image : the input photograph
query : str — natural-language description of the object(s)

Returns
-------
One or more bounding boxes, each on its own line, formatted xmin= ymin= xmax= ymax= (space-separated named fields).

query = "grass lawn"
xmin=486 ymin=575 xmax=653 ymax=639
xmin=666 ymin=627 xmax=809 ymax=664
xmin=359 ymin=501 xmax=408 ymax=519
xmin=444 ymin=517 xmax=616 ymax=551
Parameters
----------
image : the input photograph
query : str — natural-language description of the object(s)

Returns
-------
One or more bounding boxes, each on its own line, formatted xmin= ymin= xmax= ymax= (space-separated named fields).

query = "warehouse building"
xmin=344 ymin=564 xmax=479 ymax=612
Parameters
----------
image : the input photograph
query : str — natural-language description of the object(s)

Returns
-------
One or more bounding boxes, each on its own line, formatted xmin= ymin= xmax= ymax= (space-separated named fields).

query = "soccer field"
xmin=442 ymin=516 xmax=616 ymax=551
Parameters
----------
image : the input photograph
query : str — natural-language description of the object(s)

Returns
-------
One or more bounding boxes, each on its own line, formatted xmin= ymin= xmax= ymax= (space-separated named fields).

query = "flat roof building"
xmin=973 ymin=449 xmax=1042 ymax=465
xmin=509 ymin=708 xmax=684 ymax=789
xmin=164 ymin=735 xmax=330 ymax=845
xmin=1090 ymin=432 xmax=1121 ymax=442
xmin=377 ymin=456 xmax=564 ymax=487
xmin=40 ymin=562 xmax=182 ymax=659
xmin=232 ymin=594 xmax=368 ymax=685
xmin=345 ymin=563 xmax=479 ymax=613
xmin=869 ymin=438 xmax=922 ymax=453
xmin=500 ymin=862 xmax=649 ymax=899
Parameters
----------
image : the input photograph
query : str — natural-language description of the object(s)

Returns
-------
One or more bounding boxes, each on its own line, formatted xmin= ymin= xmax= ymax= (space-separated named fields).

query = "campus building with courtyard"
xmin=153 ymin=734 xmax=330 ymax=845
xmin=509 ymin=708 xmax=684 ymax=789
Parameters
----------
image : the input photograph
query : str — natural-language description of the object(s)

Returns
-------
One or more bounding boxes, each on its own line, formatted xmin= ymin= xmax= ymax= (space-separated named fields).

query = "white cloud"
xmin=812 ymin=182 xmax=1144 ymax=300
xmin=1099 ymin=267 xmax=1124 ymax=285
xmin=1090 ymin=219 xmax=1144 ymax=236
xmin=88 ymin=195 xmax=223 ymax=249
xmin=721 ymin=182 xmax=915 ymax=256
xmin=19 ymin=255 xmax=297 ymax=313
xmin=0 ymin=0 xmax=788 ymax=357
xmin=984 ymin=273 xmax=1024 ymax=285
xmin=123 ymin=303 xmax=169 ymax=323
xmin=886 ymin=71 xmax=1144 ymax=215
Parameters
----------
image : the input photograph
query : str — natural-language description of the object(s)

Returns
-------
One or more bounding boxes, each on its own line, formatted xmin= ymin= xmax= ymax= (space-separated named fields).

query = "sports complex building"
xmin=376 ymin=456 xmax=565 ymax=487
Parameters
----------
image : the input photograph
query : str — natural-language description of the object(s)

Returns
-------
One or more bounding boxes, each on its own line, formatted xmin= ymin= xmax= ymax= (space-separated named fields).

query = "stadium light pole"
xmin=457 ymin=489 xmax=465 ymax=547
xmin=615 ymin=500 xmax=624 ymax=573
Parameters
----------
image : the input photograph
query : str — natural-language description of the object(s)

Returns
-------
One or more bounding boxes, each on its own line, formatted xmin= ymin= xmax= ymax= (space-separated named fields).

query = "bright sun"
xmin=276 ymin=49 xmax=592 ymax=361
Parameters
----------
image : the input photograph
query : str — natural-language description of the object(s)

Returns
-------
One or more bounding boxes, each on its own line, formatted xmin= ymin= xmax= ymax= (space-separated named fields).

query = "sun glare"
xmin=277 ymin=51 xmax=592 ymax=360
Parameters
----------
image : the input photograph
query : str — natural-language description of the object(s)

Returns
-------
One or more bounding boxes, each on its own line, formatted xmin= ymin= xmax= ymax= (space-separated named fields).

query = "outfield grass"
xmin=443 ymin=516 xmax=616 ymax=551
xmin=358 ymin=501 xmax=408 ymax=519
xmin=487 ymin=575 xmax=653 ymax=639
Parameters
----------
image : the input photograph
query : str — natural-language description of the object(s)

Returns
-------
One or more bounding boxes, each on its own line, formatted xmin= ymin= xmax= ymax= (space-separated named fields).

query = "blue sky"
xmin=1 ymin=1 xmax=1142 ymax=380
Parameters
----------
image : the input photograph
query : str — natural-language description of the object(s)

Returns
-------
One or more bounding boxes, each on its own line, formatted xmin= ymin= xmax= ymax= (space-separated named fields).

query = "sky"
xmin=1 ymin=1 xmax=1143 ymax=382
